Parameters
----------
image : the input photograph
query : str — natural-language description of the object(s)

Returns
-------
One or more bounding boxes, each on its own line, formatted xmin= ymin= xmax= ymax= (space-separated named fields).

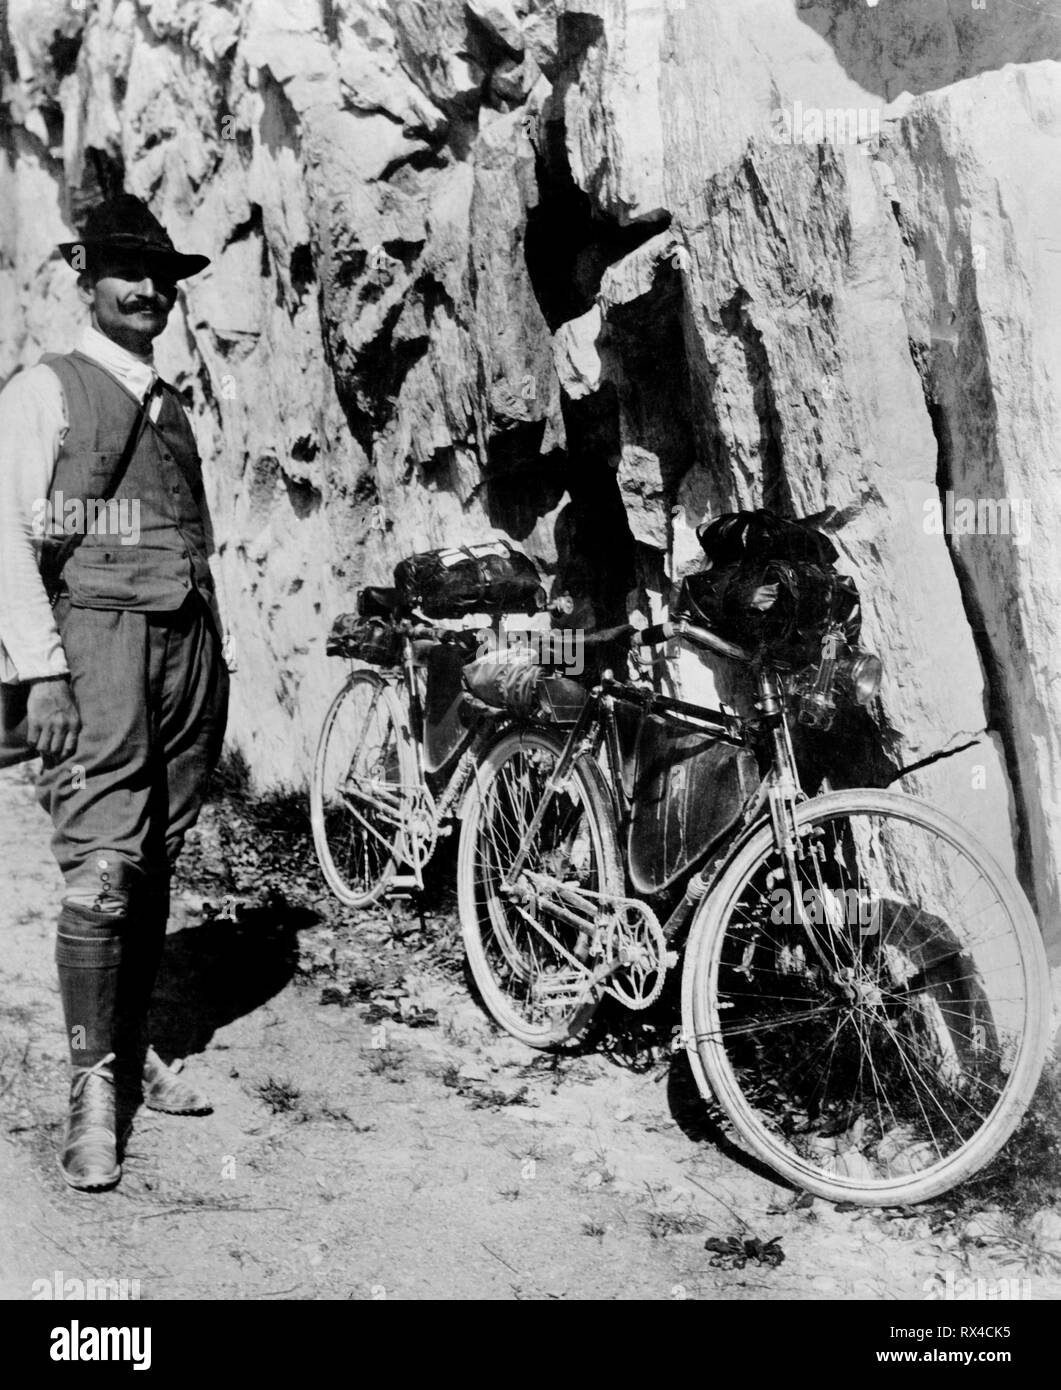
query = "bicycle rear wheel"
xmin=310 ymin=670 xmax=415 ymax=907
xmin=457 ymin=728 xmax=622 ymax=1048
xmin=682 ymin=789 xmax=1051 ymax=1205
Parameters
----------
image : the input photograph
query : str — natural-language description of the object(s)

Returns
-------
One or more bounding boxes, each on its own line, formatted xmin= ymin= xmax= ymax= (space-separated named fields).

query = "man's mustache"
xmin=120 ymin=298 xmax=169 ymax=313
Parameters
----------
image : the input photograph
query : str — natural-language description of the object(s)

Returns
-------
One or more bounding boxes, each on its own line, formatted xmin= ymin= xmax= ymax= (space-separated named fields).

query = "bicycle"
xmin=310 ymin=589 xmax=578 ymax=906
xmin=456 ymin=615 xmax=1052 ymax=1205
xmin=309 ymin=602 xmax=497 ymax=907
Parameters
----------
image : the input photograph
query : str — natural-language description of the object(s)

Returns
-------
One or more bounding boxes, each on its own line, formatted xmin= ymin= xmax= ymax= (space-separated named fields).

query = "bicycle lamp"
xmin=846 ymin=649 xmax=883 ymax=705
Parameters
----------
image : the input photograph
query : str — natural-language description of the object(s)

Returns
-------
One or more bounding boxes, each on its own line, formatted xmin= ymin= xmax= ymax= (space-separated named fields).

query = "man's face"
xmin=81 ymin=252 xmax=178 ymax=355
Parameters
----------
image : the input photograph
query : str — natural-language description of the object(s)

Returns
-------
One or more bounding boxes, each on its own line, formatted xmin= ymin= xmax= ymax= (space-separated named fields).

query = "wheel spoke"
xmin=690 ymin=793 xmax=1047 ymax=1202
xmin=459 ymin=732 xmax=620 ymax=1047
xmin=311 ymin=674 xmax=409 ymax=906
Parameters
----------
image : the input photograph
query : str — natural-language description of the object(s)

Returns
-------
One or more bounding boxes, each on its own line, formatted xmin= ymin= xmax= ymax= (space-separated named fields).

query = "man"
xmin=0 ymin=193 xmax=228 ymax=1191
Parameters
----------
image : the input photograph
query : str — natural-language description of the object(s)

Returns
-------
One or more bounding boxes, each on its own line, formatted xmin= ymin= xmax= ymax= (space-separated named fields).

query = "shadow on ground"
xmin=666 ymin=1050 xmax=795 ymax=1193
xmin=148 ymin=902 xmax=319 ymax=1062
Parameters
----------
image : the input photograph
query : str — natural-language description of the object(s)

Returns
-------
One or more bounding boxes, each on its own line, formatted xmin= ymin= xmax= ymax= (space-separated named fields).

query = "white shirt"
xmin=0 ymin=326 xmax=163 ymax=681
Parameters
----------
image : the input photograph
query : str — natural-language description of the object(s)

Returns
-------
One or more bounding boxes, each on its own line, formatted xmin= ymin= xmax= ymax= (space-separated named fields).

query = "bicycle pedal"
xmin=386 ymin=876 xmax=421 ymax=892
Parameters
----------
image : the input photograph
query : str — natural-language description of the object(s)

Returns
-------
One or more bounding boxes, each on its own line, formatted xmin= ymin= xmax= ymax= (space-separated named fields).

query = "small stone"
xmin=963 ymin=1212 xmax=1002 ymax=1243
xmin=457 ymin=1062 xmax=492 ymax=1082
xmin=1028 ymin=1208 xmax=1061 ymax=1253
xmin=831 ymin=1149 xmax=877 ymax=1182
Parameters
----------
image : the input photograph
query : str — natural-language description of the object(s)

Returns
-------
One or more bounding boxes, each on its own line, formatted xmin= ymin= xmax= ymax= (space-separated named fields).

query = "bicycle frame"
xmin=350 ymin=629 xmax=508 ymax=891
xmin=506 ymin=661 xmax=787 ymax=848
xmin=492 ymin=638 xmax=837 ymax=975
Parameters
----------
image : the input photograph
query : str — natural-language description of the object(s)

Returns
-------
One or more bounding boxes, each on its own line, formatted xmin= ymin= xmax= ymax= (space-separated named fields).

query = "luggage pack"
xmin=462 ymin=652 xmax=588 ymax=725
xmin=325 ymin=613 xmax=402 ymax=666
xmin=461 ymin=650 xmax=542 ymax=715
xmin=678 ymin=510 xmax=861 ymax=663
xmin=394 ymin=541 xmax=544 ymax=619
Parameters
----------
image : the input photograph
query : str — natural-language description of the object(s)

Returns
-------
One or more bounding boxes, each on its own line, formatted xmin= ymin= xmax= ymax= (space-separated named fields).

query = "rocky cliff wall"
xmin=1 ymin=0 xmax=1059 ymax=973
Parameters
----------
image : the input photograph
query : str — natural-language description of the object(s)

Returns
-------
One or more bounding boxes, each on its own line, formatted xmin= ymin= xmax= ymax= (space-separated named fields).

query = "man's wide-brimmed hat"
xmin=57 ymin=193 xmax=210 ymax=280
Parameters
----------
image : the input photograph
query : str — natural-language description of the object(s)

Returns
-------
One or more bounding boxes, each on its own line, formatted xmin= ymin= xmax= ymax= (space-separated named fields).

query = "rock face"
xmin=1 ymin=2 xmax=1060 ymax=979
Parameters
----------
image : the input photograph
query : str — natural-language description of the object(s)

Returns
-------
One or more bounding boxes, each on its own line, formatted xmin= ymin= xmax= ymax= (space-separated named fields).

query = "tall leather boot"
xmin=115 ymin=877 xmax=212 ymax=1115
xmin=55 ymin=903 xmax=123 ymax=1191
xmin=112 ymin=878 xmax=167 ymax=1096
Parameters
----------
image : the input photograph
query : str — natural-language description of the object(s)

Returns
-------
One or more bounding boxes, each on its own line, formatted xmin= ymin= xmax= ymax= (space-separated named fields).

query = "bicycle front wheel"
xmin=457 ymin=728 xmax=622 ymax=1048
xmin=310 ymin=670 xmax=415 ymax=908
xmin=682 ymin=789 xmax=1051 ymax=1205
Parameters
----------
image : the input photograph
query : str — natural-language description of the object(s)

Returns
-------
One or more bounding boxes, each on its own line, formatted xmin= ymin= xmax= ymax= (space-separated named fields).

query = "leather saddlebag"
xmin=628 ymin=714 xmax=758 ymax=895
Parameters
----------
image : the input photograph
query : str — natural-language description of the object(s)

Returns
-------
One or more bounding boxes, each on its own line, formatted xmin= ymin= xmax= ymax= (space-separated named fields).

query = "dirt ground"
xmin=1 ymin=762 xmax=1059 ymax=1302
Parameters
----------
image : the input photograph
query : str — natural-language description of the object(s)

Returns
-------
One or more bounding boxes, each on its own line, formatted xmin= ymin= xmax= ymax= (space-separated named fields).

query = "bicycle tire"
xmin=310 ymin=670 xmax=416 ymax=908
xmin=457 ymin=727 xmax=623 ymax=1048
xmin=681 ymin=788 xmax=1051 ymax=1205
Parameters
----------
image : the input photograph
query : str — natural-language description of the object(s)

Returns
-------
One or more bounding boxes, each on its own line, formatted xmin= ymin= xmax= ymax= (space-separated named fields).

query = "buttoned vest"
xmin=42 ymin=352 xmax=220 ymax=632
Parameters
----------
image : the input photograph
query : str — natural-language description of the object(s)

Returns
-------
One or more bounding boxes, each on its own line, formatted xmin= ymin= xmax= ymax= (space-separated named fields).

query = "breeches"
xmin=36 ymin=591 xmax=229 ymax=909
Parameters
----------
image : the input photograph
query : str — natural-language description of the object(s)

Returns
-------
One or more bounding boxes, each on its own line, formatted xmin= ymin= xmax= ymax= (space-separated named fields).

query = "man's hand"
xmin=27 ymin=677 xmax=80 ymax=760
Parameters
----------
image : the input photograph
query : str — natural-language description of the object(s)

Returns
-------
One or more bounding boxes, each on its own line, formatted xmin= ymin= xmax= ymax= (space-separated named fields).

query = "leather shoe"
xmin=58 ymin=1054 xmax=121 ymax=1192
xmin=142 ymin=1046 xmax=212 ymax=1115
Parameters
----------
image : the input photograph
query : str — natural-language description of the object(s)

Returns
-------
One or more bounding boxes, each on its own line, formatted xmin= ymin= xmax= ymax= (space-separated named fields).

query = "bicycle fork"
xmin=756 ymin=670 xmax=854 ymax=983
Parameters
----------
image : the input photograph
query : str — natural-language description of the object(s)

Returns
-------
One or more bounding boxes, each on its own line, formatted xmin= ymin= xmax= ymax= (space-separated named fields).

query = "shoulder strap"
xmin=40 ymin=377 xmax=161 ymax=594
xmin=146 ymin=383 xmax=208 ymax=515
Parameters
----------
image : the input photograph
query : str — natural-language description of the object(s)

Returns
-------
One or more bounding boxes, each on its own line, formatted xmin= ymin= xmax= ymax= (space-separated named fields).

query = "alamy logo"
xmin=476 ymin=627 xmax=585 ymax=677
xmin=768 ymin=886 xmax=881 ymax=935
xmin=32 ymin=1270 xmax=141 ymax=1300
xmin=769 ymin=101 xmax=880 ymax=148
xmin=31 ymin=493 xmax=141 ymax=546
xmin=49 ymin=1321 xmax=151 ymax=1370
xmin=923 ymin=1270 xmax=1031 ymax=1301
xmin=923 ymin=492 xmax=1031 ymax=547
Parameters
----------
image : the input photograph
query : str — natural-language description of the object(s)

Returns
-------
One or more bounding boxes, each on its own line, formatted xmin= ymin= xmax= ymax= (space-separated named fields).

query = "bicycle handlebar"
xmin=399 ymin=614 xmax=754 ymax=669
xmin=403 ymin=620 xmax=636 ymax=649
xmin=635 ymin=618 xmax=753 ymax=665
xmin=404 ymin=616 xmax=752 ymax=663
xmin=580 ymin=623 xmax=635 ymax=647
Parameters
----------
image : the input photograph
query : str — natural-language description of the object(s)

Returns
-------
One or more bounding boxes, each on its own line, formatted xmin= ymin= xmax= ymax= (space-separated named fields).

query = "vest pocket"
xmin=50 ymin=451 xmax=120 ymax=519
xmin=73 ymin=450 xmax=124 ymax=501
xmin=64 ymin=548 xmax=141 ymax=607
